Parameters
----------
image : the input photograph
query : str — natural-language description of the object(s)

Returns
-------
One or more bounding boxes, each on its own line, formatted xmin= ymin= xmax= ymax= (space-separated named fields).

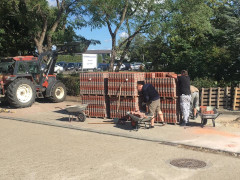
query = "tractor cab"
xmin=0 ymin=56 xmax=40 ymax=85
xmin=0 ymin=58 xmax=15 ymax=75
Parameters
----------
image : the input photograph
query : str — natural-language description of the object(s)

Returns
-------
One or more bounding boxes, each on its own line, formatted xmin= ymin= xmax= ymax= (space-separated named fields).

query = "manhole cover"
xmin=170 ymin=158 xmax=207 ymax=169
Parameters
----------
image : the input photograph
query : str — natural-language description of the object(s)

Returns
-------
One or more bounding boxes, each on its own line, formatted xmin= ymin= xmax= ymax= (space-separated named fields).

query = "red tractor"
xmin=0 ymin=51 xmax=66 ymax=108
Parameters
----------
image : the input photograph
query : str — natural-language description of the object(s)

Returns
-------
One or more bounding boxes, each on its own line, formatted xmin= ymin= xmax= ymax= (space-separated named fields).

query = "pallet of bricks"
xmin=108 ymin=72 xmax=145 ymax=119
xmin=145 ymin=72 xmax=178 ymax=124
xmin=79 ymin=72 xmax=109 ymax=118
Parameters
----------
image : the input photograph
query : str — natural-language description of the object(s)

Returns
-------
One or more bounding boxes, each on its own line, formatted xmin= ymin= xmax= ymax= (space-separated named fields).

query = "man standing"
xmin=137 ymin=82 xmax=165 ymax=128
xmin=177 ymin=70 xmax=191 ymax=126
xmin=190 ymin=85 xmax=199 ymax=119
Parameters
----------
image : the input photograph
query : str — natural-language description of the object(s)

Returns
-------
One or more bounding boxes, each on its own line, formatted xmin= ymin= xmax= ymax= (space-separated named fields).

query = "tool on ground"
xmin=197 ymin=106 xmax=221 ymax=128
xmin=65 ymin=104 xmax=88 ymax=122
xmin=126 ymin=111 xmax=153 ymax=131
xmin=0 ymin=108 xmax=14 ymax=113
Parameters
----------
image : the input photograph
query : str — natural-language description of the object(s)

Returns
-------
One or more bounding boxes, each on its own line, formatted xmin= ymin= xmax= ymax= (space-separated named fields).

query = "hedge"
xmin=57 ymin=73 xmax=80 ymax=96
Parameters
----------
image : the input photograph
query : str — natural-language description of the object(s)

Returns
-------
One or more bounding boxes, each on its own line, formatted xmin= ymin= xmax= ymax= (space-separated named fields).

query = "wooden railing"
xmin=200 ymin=87 xmax=232 ymax=109
xmin=233 ymin=87 xmax=240 ymax=110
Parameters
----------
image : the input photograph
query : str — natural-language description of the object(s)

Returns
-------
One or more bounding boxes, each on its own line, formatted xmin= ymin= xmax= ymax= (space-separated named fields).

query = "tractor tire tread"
xmin=6 ymin=78 xmax=36 ymax=108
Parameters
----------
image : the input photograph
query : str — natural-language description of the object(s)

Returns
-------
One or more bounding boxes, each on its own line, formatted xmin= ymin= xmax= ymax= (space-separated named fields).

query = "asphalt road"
xmin=0 ymin=118 xmax=240 ymax=180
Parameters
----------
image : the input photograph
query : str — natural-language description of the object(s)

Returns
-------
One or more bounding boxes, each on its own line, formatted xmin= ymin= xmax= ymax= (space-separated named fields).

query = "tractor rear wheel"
xmin=49 ymin=82 xmax=66 ymax=102
xmin=7 ymin=78 xmax=36 ymax=108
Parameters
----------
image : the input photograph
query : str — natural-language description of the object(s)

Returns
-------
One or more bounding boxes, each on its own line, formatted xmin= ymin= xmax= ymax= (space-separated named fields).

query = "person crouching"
xmin=137 ymin=81 xmax=165 ymax=128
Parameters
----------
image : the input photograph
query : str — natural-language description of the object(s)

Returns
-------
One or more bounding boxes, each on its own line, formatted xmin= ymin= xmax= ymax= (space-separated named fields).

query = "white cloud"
xmin=47 ymin=0 xmax=57 ymax=7
xmin=119 ymin=32 xmax=129 ymax=38
xmin=104 ymin=38 xmax=112 ymax=43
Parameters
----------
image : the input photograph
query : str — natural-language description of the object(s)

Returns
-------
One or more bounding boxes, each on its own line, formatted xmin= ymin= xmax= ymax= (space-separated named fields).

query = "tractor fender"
xmin=45 ymin=80 xmax=60 ymax=97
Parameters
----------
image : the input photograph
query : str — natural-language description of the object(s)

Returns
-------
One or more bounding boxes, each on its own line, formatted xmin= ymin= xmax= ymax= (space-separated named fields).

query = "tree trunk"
xmin=109 ymin=36 xmax=116 ymax=72
xmin=34 ymin=18 xmax=48 ymax=54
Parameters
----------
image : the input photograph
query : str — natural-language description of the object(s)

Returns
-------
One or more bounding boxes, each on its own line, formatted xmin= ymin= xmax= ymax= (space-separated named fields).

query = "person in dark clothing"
xmin=177 ymin=70 xmax=191 ymax=126
xmin=137 ymin=82 xmax=165 ymax=128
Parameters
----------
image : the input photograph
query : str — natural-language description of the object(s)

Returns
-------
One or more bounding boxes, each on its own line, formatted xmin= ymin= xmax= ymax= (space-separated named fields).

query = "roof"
xmin=76 ymin=50 xmax=112 ymax=55
xmin=13 ymin=56 xmax=37 ymax=61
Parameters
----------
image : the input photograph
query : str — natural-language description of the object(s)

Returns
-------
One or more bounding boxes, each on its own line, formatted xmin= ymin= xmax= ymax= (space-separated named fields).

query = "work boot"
xmin=180 ymin=122 xmax=188 ymax=127
xmin=196 ymin=112 xmax=199 ymax=118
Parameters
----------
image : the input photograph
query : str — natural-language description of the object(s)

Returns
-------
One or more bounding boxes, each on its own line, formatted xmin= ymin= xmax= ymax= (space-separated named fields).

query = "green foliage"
xmin=57 ymin=55 xmax=82 ymax=63
xmin=191 ymin=77 xmax=232 ymax=89
xmin=57 ymin=74 xmax=80 ymax=96
xmin=85 ymin=0 xmax=167 ymax=71
xmin=0 ymin=0 xmax=36 ymax=56
xmin=97 ymin=55 xmax=103 ymax=63
xmin=191 ymin=77 xmax=218 ymax=89
xmin=140 ymin=0 xmax=239 ymax=84
xmin=0 ymin=0 xmax=93 ymax=56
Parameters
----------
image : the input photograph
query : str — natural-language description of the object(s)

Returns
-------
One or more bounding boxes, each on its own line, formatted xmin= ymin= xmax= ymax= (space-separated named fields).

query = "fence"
xmin=233 ymin=88 xmax=240 ymax=110
xmin=200 ymin=87 xmax=232 ymax=109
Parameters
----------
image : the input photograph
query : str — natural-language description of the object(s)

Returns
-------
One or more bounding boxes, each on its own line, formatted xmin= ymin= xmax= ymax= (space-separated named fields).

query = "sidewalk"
xmin=0 ymin=99 xmax=240 ymax=154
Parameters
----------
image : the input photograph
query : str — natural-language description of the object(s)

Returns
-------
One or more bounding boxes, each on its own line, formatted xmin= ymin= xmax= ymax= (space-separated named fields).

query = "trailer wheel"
xmin=7 ymin=78 xmax=36 ymax=108
xmin=49 ymin=82 xmax=66 ymax=102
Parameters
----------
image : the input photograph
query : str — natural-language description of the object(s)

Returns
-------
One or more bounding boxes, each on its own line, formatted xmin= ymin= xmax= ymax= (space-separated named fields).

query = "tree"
xmin=0 ymin=0 xmax=95 ymax=56
xmin=85 ymin=0 xmax=166 ymax=71
xmin=121 ymin=34 xmax=147 ymax=62
xmin=0 ymin=0 xmax=36 ymax=56
xmin=143 ymin=0 xmax=215 ymax=76
xmin=23 ymin=0 xmax=87 ymax=54
xmin=209 ymin=0 xmax=240 ymax=82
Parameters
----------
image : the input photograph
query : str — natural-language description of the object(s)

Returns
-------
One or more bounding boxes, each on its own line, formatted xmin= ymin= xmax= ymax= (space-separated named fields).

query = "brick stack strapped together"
xmin=108 ymin=72 xmax=145 ymax=119
xmin=145 ymin=72 xmax=178 ymax=123
xmin=79 ymin=72 xmax=109 ymax=118
xmin=79 ymin=71 xmax=178 ymax=123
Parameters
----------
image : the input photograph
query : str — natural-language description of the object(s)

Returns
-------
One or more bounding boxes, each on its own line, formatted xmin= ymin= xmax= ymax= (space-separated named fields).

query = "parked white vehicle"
xmin=54 ymin=64 xmax=64 ymax=73
xmin=130 ymin=62 xmax=145 ymax=70
xmin=113 ymin=63 xmax=125 ymax=71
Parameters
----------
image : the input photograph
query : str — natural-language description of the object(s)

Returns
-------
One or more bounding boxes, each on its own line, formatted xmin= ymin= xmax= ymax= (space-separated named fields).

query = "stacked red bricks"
xmin=145 ymin=72 xmax=178 ymax=124
xmin=160 ymin=99 xmax=178 ymax=123
xmin=79 ymin=72 xmax=108 ymax=95
xmin=108 ymin=72 xmax=145 ymax=96
xmin=81 ymin=95 xmax=107 ymax=118
xmin=79 ymin=71 xmax=179 ymax=122
xmin=79 ymin=72 xmax=108 ymax=118
xmin=145 ymin=72 xmax=177 ymax=98
xmin=109 ymin=96 xmax=139 ymax=119
xmin=108 ymin=72 xmax=145 ymax=119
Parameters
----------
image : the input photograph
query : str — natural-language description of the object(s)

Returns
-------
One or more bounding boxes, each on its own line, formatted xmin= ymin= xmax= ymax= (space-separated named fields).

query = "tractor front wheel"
xmin=49 ymin=82 xmax=66 ymax=103
xmin=7 ymin=78 xmax=36 ymax=108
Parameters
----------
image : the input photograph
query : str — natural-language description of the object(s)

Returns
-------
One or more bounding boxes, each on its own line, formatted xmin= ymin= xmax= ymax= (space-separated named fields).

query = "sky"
xmin=76 ymin=28 xmax=129 ymax=50
xmin=76 ymin=27 xmax=112 ymax=50
xmin=47 ymin=0 xmax=128 ymax=50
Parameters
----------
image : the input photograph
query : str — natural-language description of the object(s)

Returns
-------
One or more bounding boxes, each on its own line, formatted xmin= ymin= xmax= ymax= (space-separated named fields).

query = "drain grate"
xmin=170 ymin=158 xmax=207 ymax=169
